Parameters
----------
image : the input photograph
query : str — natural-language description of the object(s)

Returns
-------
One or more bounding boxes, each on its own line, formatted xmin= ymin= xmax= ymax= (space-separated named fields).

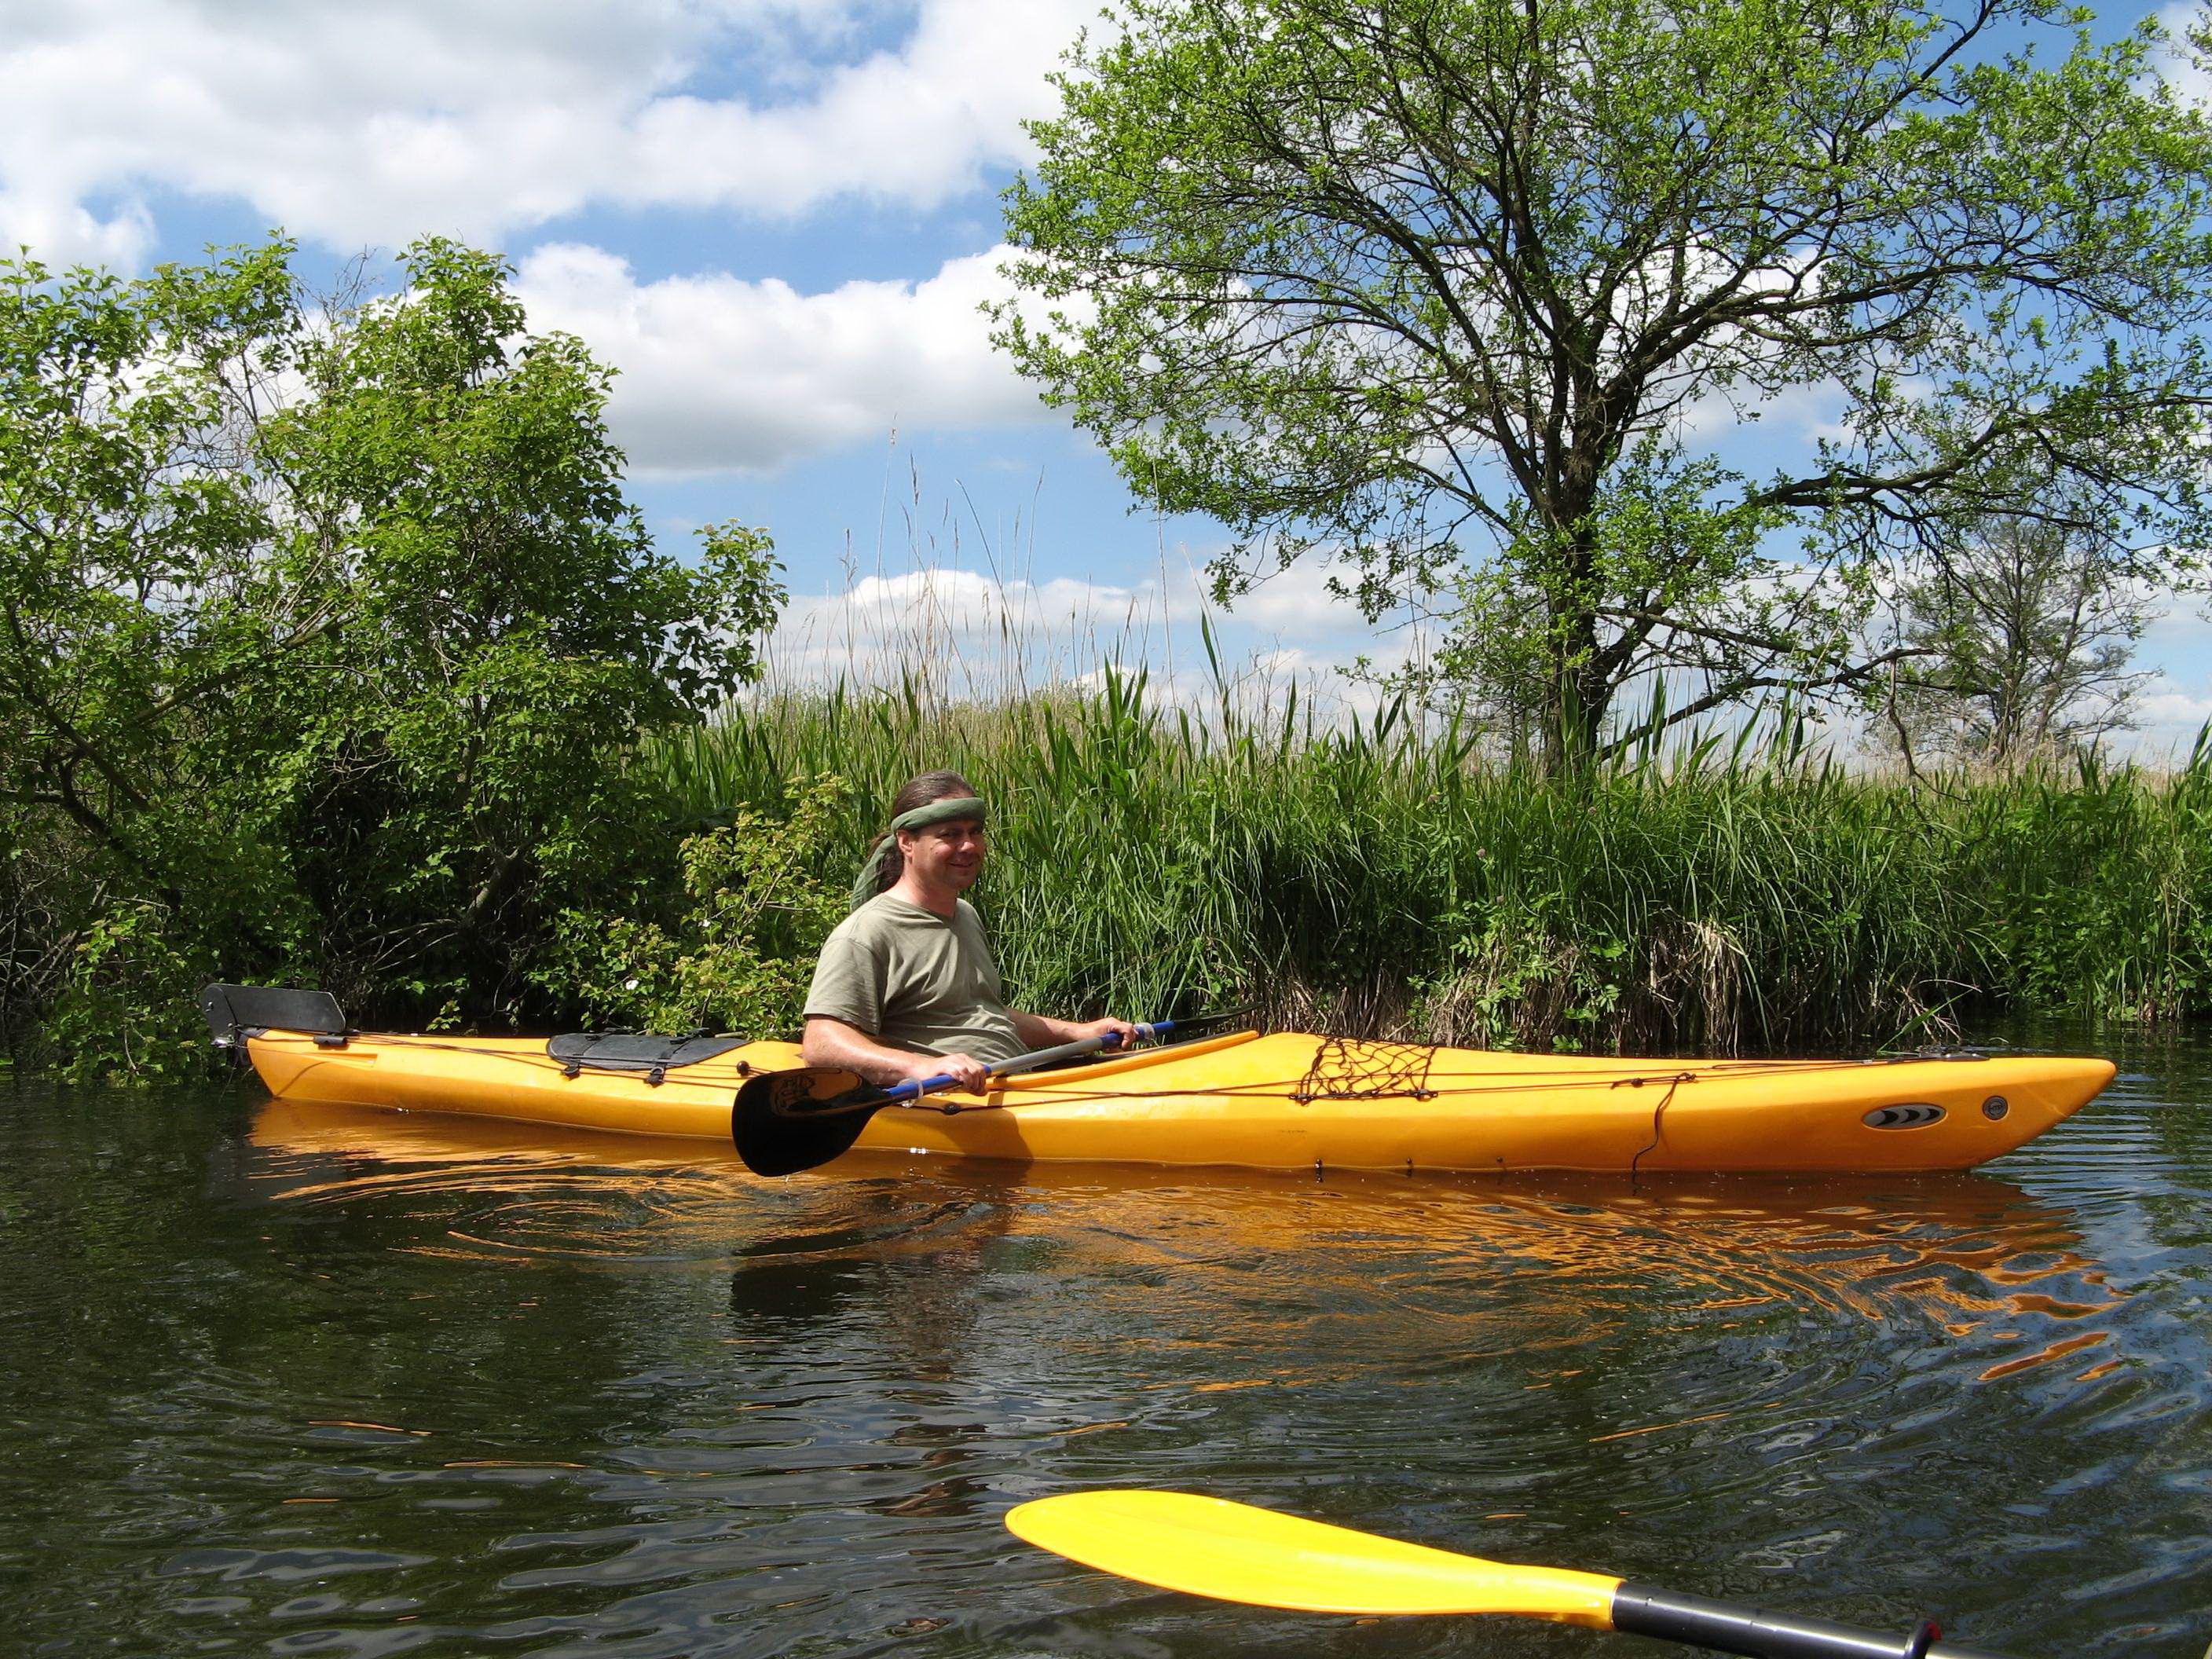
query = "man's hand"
xmin=1007 ymin=1011 xmax=1149 ymax=1053
xmin=896 ymin=1049 xmax=991 ymax=1093
xmin=804 ymin=1016 xmax=991 ymax=1093
xmin=1066 ymin=1017 xmax=1143 ymax=1049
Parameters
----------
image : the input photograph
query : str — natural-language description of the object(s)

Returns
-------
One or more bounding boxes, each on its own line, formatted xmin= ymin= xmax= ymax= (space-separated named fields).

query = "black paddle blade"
xmin=732 ymin=1068 xmax=887 ymax=1177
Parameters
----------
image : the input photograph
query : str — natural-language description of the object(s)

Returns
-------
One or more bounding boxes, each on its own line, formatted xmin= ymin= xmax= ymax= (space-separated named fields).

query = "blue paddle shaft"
xmin=884 ymin=1020 xmax=1173 ymax=1103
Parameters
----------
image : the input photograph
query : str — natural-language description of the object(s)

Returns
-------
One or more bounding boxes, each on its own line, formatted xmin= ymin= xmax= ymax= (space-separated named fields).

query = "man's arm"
xmin=1007 ymin=1010 xmax=1142 ymax=1050
xmin=800 ymin=1016 xmax=991 ymax=1093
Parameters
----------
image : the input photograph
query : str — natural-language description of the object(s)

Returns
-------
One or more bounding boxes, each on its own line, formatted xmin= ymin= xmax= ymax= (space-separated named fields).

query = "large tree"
xmin=0 ymin=239 xmax=782 ymax=1066
xmin=997 ymin=0 xmax=2212 ymax=768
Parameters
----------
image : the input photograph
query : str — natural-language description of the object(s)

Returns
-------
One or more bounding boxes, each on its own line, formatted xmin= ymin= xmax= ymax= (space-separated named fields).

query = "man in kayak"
xmin=800 ymin=770 xmax=1138 ymax=1092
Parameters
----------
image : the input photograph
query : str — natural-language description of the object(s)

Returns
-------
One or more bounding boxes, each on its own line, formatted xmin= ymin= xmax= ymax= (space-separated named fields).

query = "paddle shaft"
xmin=1613 ymin=1583 xmax=2014 ymax=1659
xmin=874 ymin=1019 xmax=1174 ymax=1109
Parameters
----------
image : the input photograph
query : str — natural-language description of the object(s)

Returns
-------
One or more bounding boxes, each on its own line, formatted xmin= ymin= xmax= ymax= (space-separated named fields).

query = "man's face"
xmin=900 ymin=818 xmax=987 ymax=892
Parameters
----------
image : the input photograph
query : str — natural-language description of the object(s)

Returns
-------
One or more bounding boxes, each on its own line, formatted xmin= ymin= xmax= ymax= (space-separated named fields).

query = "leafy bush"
xmin=531 ymin=777 xmax=852 ymax=1037
xmin=0 ymin=238 xmax=782 ymax=1074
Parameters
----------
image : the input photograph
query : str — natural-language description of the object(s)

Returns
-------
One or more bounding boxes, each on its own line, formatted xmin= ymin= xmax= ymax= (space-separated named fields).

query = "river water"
xmin=2 ymin=1020 xmax=2207 ymax=1659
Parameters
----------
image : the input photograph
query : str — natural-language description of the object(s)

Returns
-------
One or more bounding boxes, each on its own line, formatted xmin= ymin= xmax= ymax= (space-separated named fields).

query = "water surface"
xmin=2 ymin=1021 xmax=2207 ymax=1657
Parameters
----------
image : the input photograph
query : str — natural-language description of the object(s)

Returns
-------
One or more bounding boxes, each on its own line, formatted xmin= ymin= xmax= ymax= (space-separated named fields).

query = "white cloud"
xmin=2157 ymin=2 xmax=2210 ymax=108
xmin=1677 ymin=375 xmax=1855 ymax=450
xmin=764 ymin=565 xmax=1189 ymax=697
xmin=753 ymin=559 xmax=1426 ymax=725
xmin=2137 ymin=683 xmax=2212 ymax=722
xmin=0 ymin=190 xmax=155 ymax=270
xmin=2129 ymin=679 xmax=2212 ymax=763
xmin=1231 ymin=555 xmax=1380 ymax=639
xmin=515 ymin=241 xmax=1049 ymax=474
xmin=0 ymin=0 xmax=1093 ymax=264
xmin=625 ymin=0 xmax=1094 ymax=218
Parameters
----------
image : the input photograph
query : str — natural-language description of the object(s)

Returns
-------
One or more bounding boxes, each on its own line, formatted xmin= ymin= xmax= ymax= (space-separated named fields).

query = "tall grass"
xmin=1956 ymin=736 xmax=2212 ymax=1022
xmin=638 ymin=672 xmax=2212 ymax=1055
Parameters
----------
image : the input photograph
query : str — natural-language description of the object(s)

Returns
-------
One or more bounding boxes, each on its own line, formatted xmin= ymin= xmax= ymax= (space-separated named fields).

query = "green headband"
xmin=849 ymin=796 xmax=987 ymax=910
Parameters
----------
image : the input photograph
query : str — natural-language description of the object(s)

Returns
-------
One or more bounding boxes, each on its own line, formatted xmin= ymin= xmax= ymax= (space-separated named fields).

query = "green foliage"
xmin=0 ymin=237 xmax=784 ymax=1075
xmin=38 ymin=902 xmax=216 ymax=1085
xmin=641 ymin=674 xmax=2212 ymax=1055
xmin=531 ymin=776 xmax=853 ymax=1037
xmin=998 ymin=0 xmax=2212 ymax=769
xmin=1961 ymin=738 xmax=2212 ymax=1020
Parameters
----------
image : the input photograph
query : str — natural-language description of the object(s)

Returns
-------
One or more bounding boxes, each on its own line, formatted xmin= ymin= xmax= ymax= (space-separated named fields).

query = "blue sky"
xmin=5 ymin=0 xmax=2208 ymax=751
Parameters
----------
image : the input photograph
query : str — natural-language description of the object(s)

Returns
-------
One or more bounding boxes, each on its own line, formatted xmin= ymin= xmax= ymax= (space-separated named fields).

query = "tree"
xmin=996 ymin=0 xmax=2212 ymax=771
xmin=0 ymin=238 xmax=782 ymax=1069
xmin=1875 ymin=513 xmax=2157 ymax=767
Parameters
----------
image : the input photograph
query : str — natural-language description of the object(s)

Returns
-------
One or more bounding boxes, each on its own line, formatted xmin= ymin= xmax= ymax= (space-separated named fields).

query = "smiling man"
xmin=800 ymin=771 xmax=1137 ymax=1093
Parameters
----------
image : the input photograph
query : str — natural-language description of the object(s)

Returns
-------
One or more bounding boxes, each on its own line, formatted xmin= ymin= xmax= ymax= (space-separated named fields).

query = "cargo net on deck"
xmin=1293 ymin=1036 xmax=1438 ymax=1103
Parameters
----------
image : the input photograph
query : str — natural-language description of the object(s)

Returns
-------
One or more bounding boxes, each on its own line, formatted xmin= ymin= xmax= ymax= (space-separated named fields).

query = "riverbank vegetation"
xmin=8 ymin=632 xmax=2211 ymax=1078
xmin=630 ymin=679 xmax=2212 ymax=1054
xmin=0 ymin=238 xmax=782 ymax=1078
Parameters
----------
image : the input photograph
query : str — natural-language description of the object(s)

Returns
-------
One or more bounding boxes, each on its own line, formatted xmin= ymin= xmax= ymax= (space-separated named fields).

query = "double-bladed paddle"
xmin=1006 ymin=1490 xmax=2020 ymax=1659
xmin=732 ymin=1019 xmax=1182 ymax=1177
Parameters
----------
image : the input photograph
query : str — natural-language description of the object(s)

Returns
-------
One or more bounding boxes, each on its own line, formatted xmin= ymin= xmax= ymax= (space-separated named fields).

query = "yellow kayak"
xmin=216 ymin=990 xmax=2114 ymax=1175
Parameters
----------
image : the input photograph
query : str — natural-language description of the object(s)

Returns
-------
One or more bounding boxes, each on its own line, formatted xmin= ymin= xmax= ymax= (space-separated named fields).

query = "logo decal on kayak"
xmin=1863 ymin=1103 xmax=1946 ymax=1130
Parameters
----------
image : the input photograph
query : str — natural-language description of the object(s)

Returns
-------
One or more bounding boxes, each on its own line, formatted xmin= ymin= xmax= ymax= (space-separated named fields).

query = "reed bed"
xmin=639 ymin=673 xmax=2212 ymax=1055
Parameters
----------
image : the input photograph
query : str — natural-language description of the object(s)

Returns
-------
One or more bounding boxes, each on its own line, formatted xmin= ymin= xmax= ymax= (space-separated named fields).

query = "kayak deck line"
xmin=241 ymin=1025 xmax=2053 ymax=1107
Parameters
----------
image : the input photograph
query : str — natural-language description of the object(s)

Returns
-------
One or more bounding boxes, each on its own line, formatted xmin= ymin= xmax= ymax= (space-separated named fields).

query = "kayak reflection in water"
xmin=799 ymin=771 xmax=1139 ymax=1095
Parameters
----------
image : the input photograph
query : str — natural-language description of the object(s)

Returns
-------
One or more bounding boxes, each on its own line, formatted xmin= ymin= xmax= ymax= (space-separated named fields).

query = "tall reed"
xmin=637 ymin=672 xmax=2207 ymax=1054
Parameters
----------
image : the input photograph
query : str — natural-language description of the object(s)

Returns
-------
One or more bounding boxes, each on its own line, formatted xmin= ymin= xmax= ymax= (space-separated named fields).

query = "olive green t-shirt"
xmin=802 ymin=894 xmax=1025 ymax=1064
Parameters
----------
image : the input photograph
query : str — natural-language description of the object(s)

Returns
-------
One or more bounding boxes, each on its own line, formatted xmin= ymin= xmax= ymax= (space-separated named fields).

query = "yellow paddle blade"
xmin=1006 ymin=1490 xmax=1621 ymax=1624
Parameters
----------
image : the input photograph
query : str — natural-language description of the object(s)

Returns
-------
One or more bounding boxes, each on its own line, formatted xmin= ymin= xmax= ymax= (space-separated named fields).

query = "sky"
xmin=5 ymin=0 xmax=2209 ymax=753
